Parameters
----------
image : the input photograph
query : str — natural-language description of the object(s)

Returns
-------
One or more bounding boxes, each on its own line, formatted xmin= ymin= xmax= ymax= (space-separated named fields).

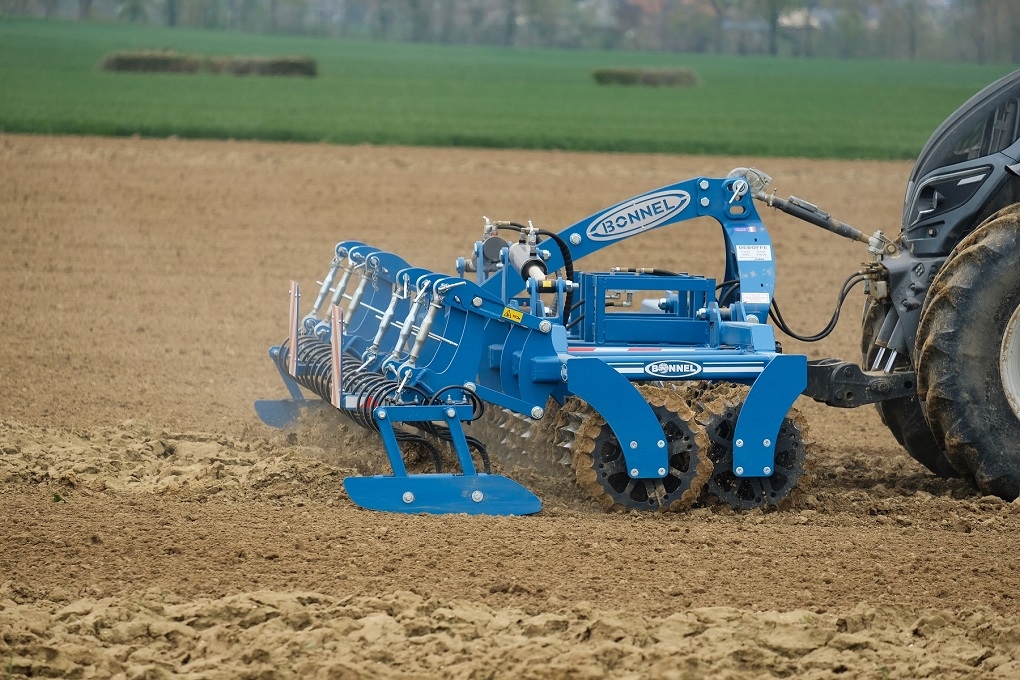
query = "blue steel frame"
xmin=257 ymin=175 xmax=808 ymax=514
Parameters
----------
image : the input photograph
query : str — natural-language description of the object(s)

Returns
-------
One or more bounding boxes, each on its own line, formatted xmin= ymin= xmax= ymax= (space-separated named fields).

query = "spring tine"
xmin=407 ymin=298 xmax=442 ymax=366
xmin=344 ymin=273 xmax=370 ymax=323
xmin=366 ymin=288 xmax=402 ymax=358
xmin=308 ymin=256 xmax=342 ymax=323
xmin=386 ymin=283 xmax=429 ymax=364
xmin=327 ymin=254 xmax=358 ymax=311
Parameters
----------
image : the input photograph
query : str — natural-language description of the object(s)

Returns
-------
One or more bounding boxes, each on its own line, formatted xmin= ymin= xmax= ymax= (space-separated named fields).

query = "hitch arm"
xmin=762 ymin=194 xmax=869 ymax=245
xmin=804 ymin=358 xmax=918 ymax=408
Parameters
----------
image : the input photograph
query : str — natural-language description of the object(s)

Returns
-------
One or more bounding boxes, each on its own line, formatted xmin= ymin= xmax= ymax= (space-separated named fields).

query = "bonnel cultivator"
xmin=259 ymin=69 xmax=1020 ymax=512
xmin=257 ymin=172 xmax=811 ymax=515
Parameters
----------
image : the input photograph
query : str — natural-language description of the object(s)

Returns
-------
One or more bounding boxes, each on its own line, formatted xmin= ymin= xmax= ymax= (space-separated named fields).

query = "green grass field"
xmin=0 ymin=18 xmax=1016 ymax=159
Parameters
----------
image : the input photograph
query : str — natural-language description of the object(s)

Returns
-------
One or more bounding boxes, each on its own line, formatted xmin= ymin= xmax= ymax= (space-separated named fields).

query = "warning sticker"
xmin=735 ymin=244 xmax=773 ymax=262
xmin=741 ymin=292 xmax=771 ymax=305
xmin=501 ymin=307 xmax=524 ymax=323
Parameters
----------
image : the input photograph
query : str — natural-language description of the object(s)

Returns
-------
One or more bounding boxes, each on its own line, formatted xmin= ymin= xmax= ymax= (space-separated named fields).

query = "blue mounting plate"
xmin=344 ymin=474 xmax=542 ymax=515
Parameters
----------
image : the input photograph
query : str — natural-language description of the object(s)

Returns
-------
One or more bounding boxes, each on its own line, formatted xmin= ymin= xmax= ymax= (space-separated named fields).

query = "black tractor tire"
xmin=861 ymin=301 xmax=958 ymax=477
xmin=915 ymin=205 xmax=1020 ymax=500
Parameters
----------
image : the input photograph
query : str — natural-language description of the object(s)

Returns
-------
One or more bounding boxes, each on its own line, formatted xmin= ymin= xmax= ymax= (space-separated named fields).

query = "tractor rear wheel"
xmin=915 ymin=206 xmax=1020 ymax=500
xmin=861 ymin=301 xmax=957 ymax=477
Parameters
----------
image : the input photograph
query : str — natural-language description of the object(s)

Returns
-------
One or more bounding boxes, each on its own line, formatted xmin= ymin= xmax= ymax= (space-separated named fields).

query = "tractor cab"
xmin=902 ymin=68 xmax=1020 ymax=256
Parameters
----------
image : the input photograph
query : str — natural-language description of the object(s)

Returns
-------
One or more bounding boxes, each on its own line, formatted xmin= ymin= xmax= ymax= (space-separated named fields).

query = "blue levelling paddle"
xmin=344 ymin=474 xmax=542 ymax=515
xmin=254 ymin=398 xmax=330 ymax=430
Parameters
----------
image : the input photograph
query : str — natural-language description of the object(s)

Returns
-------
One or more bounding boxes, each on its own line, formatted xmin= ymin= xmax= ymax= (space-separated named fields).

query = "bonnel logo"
xmin=644 ymin=361 xmax=703 ymax=378
xmin=585 ymin=190 xmax=690 ymax=241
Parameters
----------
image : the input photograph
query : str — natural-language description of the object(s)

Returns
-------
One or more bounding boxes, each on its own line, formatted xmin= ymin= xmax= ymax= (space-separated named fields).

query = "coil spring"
xmin=275 ymin=336 xmax=490 ymax=473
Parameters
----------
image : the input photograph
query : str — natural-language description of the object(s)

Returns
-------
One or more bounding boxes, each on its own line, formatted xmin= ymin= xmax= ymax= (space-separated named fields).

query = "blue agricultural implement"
xmin=257 ymin=69 xmax=1020 ymax=512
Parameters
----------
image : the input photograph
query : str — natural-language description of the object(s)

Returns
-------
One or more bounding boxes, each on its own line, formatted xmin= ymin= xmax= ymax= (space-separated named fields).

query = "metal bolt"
xmin=763 ymin=438 xmax=771 ymax=447
xmin=446 ymin=408 xmax=457 ymax=419
xmin=629 ymin=441 xmax=638 ymax=449
xmin=570 ymin=234 xmax=582 ymax=245
xmin=657 ymin=467 xmax=666 ymax=476
xmin=699 ymin=180 xmax=709 ymax=190
xmin=630 ymin=468 xmax=639 ymax=476
xmin=472 ymin=296 xmax=483 ymax=307
xmin=763 ymin=466 xmax=772 ymax=475
xmin=735 ymin=438 xmax=743 ymax=448
xmin=539 ymin=320 xmax=552 ymax=333
xmin=402 ymin=491 xmax=414 ymax=503
xmin=377 ymin=409 xmax=387 ymax=420
xmin=464 ymin=381 xmax=476 ymax=391
xmin=540 ymin=249 xmax=551 ymax=261
xmin=735 ymin=466 xmax=744 ymax=475
xmin=531 ymin=406 xmax=545 ymax=419
xmin=471 ymin=490 xmax=484 ymax=502
xmin=657 ymin=440 xmax=665 ymax=448
xmin=700 ymin=197 xmax=710 ymax=207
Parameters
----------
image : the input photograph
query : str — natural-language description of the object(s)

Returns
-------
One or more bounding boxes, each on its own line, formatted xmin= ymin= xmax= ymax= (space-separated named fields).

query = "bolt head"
xmin=735 ymin=438 xmax=744 ymax=448
xmin=402 ymin=491 xmax=414 ymax=503
xmin=446 ymin=408 xmax=457 ymax=418
xmin=472 ymin=296 xmax=483 ymax=307
xmin=471 ymin=490 xmax=484 ymax=502
xmin=763 ymin=466 xmax=772 ymax=475
xmin=763 ymin=438 xmax=771 ymax=447
xmin=699 ymin=179 xmax=710 ymax=190
xmin=700 ymin=197 xmax=710 ymax=207
xmin=735 ymin=466 xmax=744 ymax=475
xmin=657 ymin=440 xmax=665 ymax=448
xmin=657 ymin=467 xmax=666 ymax=476
xmin=539 ymin=320 xmax=552 ymax=333
xmin=629 ymin=440 xmax=638 ymax=449
xmin=630 ymin=468 xmax=639 ymax=477
xmin=530 ymin=406 xmax=545 ymax=419
xmin=376 ymin=409 xmax=387 ymax=420
xmin=570 ymin=234 xmax=582 ymax=245
xmin=464 ymin=381 xmax=476 ymax=391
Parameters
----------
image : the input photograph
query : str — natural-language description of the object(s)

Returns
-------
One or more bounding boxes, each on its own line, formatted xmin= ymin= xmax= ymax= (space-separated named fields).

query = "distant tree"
xmin=117 ymin=0 xmax=149 ymax=21
xmin=77 ymin=0 xmax=91 ymax=17
xmin=166 ymin=0 xmax=177 ymax=25
xmin=406 ymin=0 xmax=432 ymax=41
xmin=39 ymin=0 xmax=59 ymax=17
xmin=503 ymin=0 xmax=517 ymax=45
xmin=0 ymin=0 xmax=32 ymax=14
xmin=829 ymin=0 xmax=868 ymax=59
xmin=756 ymin=0 xmax=797 ymax=55
xmin=437 ymin=0 xmax=454 ymax=42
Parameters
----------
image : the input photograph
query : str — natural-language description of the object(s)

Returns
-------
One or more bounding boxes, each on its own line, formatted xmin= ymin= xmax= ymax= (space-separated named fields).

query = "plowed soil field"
xmin=2 ymin=134 xmax=1019 ymax=679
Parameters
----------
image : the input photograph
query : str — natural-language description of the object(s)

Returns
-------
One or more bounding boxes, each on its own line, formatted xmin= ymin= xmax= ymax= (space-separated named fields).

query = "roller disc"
xmin=466 ymin=398 xmax=574 ymax=481
xmin=568 ymin=385 xmax=711 ymax=512
xmin=693 ymin=383 xmax=810 ymax=510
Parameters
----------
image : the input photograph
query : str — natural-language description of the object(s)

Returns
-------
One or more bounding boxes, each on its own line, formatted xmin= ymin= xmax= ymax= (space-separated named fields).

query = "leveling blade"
xmin=344 ymin=474 xmax=542 ymax=515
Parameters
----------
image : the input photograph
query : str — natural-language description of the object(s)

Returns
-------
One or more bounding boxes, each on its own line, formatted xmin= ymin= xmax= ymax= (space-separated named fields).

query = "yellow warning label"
xmin=501 ymin=307 xmax=524 ymax=323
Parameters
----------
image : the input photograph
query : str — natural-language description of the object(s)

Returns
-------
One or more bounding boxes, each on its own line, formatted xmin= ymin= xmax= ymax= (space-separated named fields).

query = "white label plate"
xmin=735 ymin=244 xmax=772 ymax=262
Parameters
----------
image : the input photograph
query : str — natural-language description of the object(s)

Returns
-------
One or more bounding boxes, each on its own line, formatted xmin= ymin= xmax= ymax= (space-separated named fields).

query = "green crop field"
xmin=0 ymin=18 xmax=1015 ymax=159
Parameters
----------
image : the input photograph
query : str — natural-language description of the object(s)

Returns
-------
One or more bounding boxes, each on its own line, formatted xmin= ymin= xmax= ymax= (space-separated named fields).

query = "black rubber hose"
xmin=770 ymin=272 xmax=867 ymax=343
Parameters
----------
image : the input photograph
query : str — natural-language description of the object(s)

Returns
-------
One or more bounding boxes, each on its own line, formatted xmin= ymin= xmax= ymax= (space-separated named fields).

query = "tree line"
xmin=4 ymin=0 xmax=1019 ymax=63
